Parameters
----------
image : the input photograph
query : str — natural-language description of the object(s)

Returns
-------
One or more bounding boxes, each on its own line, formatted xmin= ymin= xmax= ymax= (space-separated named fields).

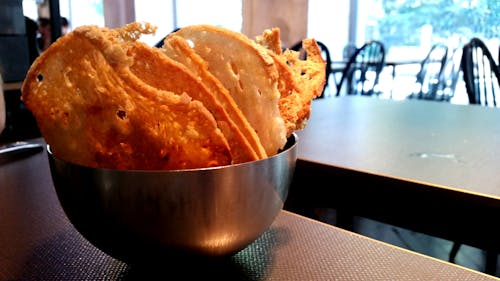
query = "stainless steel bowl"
xmin=48 ymin=134 xmax=297 ymax=263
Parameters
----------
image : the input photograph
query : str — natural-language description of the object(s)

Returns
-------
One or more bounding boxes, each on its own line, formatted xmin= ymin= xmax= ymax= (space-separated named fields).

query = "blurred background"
xmin=19 ymin=0 xmax=500 ymax=61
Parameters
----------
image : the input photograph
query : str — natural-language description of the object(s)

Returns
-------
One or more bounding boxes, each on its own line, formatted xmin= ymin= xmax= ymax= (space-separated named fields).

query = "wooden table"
xmin=1 ymin=140 xmax=498 ymax=280
xmin=286 ymin=95 xmax=500 ymax=274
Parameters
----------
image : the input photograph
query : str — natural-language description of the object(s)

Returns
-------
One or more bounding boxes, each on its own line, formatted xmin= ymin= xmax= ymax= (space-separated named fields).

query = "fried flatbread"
xmin=257 ymin=29 xmax=326 ymax=136
xmin=170 ymin=25 xmax=287 ymax=156
xmin=127 ymin=43 xmax=261 ymax=163
xmin=280 ymin=38 xmax=326 ymax=132
xmin=21 ymin=24 xmax=232 ymax=170
xmin=160 ymin=34 xmax=267 ymax=159
xmin=21 ymin=22 xmax=326 ymax=170
xmin=92 ymin=23 xmax=262 ymax=163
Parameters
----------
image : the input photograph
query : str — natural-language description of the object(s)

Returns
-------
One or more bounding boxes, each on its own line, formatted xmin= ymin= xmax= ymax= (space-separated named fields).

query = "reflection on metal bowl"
xmin=47 ymin=134 xmax=298 ymax=263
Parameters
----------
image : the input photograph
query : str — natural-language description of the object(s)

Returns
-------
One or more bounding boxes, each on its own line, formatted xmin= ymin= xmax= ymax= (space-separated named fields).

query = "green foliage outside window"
xmin=376 ymin=0 xmax=500 ymax=50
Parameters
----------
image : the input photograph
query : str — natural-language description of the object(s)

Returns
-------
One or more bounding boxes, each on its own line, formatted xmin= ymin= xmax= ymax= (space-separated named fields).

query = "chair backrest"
xmin=316 ymin=41 xmax=332 ymax=96
xmin=435 ymin=47 xmax=463 ymax=101
xmin=410 ymin=43 xmax=448 ymax=100
xmin=336 ymin=40 xmax=385 ymax=96
xmin=461 ymin=37 xmax=500 ymax=106
xmin=290 ymin=40 xmax=332 ymax=98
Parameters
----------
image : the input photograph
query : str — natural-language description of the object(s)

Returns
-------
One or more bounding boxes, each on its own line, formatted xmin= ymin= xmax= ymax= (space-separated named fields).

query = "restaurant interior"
xmin=1 ymin=0 xmax=499 ymax=279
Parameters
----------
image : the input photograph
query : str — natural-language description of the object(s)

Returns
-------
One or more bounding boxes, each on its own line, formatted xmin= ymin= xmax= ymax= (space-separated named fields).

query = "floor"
xmin=315 ymin=208 xmax=500 ymax=278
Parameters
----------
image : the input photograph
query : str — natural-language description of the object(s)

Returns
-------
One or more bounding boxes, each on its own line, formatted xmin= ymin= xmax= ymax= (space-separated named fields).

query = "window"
xmin=176 ymin=0 xmax=242 ymax=32
xmin=308 ymin=0 xmax=499 ymax=100
xmin=135 ymin=0 xmax=242 ymax=46
xmin=135 ymin=0 xmax=175 ymax=46
xmin=308 ymin=0 xmax=500 ymax=61
xmin=307 ymin=0 xmax=350 ymax=61
xmin=363 ymin=0 xmax=500 ymax=61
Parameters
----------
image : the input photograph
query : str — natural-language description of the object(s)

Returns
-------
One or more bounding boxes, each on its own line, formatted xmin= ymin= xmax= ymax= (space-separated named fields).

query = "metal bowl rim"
xmin=46 ymin=133 xmax=298 ymax=173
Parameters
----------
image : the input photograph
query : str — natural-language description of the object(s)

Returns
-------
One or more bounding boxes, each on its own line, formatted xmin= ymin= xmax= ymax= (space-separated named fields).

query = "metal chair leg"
xmin=449 ymin=242 xmax=461 ymax=263
xmin=484 ymin=250 xmax=498 ymax=276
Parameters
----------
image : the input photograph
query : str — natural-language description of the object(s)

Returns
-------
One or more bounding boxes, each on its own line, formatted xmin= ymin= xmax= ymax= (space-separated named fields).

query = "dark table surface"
xmin=287 ymin=96 xmax=500 ymax=253
xmin=1 ymin=139 xmax=498 ymax=280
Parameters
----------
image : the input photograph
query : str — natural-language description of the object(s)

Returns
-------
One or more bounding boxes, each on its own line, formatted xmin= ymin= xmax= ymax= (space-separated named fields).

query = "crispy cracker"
xmin=160 ymin=35 xmax=267 ymax=159
xmin=171 ymin=25 xmax=287 ymax=156
xmin=257 ymin=29 xmax=326 ymax=136
xmin=21 ymin=22 xmax=326 ymax=169
xmin=22 ymin=24 xmax=232 ymax=170
xmin=126 ymin=43 xmax=262 ymax=163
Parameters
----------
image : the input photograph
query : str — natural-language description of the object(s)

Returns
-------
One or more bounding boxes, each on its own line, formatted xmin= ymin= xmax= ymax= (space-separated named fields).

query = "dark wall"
xmin=0 ymin=0 xmax=40 ymax=143
xmin=0 ymin=0 xmax=30 ymax=83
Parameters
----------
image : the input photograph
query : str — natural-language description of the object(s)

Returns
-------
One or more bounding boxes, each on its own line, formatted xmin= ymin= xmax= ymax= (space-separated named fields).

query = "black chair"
xmin=435 ymin=47 xmax=463 ymax=101
xmin=409 ymin=43 xmax=449 ymax=100
xmin=290 ymin=40 xmax=332 ymax=98
xmin=448 ymin=38 xmax=500 ymax=275
xmin=154 ymin=28 xmax=181 ymax=48
xmin=461 ymin=37 xmax=500 ymax=106
xmin=336 ymin=40 xmax=385 ymax=96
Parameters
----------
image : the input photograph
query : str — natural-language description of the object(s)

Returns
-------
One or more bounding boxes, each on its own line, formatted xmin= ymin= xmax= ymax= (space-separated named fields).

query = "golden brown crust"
xmin=257 ymin=31 xmax=326 ymax=136
xmin=160 ymin=35 xmax=267 ymax=160
xmin=171 ymin=25 xmax=287 ymax=156
xmin=255 ymin=27 xmax=283 ymax=55
xmin=255 ymin=28 xmax=301 ymax=101
xmin=21 ymin=22 xmax=326 ymax=170
xmin=92 ymin=23 xmax=261 ymax=163
xmin=22 ymin=24 xmax=232 ymax=170
xmin=288 ymin=38 xmax=326 ymax=130
xmin=127 ymin=43 xmax=262 ymax=163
